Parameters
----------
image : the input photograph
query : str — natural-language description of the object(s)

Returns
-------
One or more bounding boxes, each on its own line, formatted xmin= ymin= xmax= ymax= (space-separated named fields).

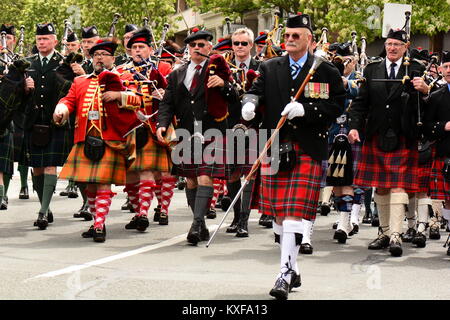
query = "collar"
xmin=289 ymin=51 xmax=308 ymax=68
xmin=189 ymin=59 xmax=207 ymax=70
xmin=235 ymin=56 xmax=251 ymax=68
xmin=39 ymin=51 xmax=55 ymax=62
xmin=386 ymin=57 xmax=403 ymax=68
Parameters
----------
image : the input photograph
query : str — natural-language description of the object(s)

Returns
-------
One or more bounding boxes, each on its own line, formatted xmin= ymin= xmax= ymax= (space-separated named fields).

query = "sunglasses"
xmin=188 ymin=42 xmax=206 ymax=48
xmin=283 ymin=33 xmax=301 ymax=40
xmin=233 ymin=41 xmax=249 ymax=46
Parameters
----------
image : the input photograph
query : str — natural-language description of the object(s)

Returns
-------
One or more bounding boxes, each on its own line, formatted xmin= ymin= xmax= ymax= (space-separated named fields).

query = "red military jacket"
xmin=58 ymin=71 xmax=141 ymax=143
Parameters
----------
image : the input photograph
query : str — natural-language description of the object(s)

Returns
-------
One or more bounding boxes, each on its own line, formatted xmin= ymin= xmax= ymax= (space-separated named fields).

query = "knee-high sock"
xmin=0 ymin=185 xmax=4 ymax=199
xmin=389 ymin=193 xmax=409 ymax=241
xmin=335 ymin=195 xmax=353 ymax=234
xmin=185 ymin=187 xmax=197 ymax=214
xmin=374 ymin=192 xmax=391 ymax=235
xmin=273 ymin=222 xmax=283 ymax=250
xmin=301 ymin=219 xmax=312 ymax=244
xmin=160 ymin=176 xmax=177 ymax=215
xmin=321 ymin=186 xmax=333 ymax=204
xmin=441 ymin=208 xmax=450 ymax=229
xmin=32 ymin=174 xmax=44 ymax=204
xmin=210 ymin=179 xmax=222 ymax=209
xmin=86 ymin=190 xmax=96 ymax=215
xmin=154 ymin=179 xmax=162 ymax=207
xmin=3 ymin=174 xmax=11 ymax=194
xmin=138 ymin=180 xmax=155 ymax=217
xmin=241 ymin=180 xmax=254 ymax=214
xmin=417 ymin=198 xmax=432 ymax=233
xmin=94 ymin=190 xmax=114 ymax=229
xmin=40 ymin=174 xmax=57 ymax=214
xmin=18 ymin=165 xmax=28 ymax=188
xmin=193 ymin=185 xmax=214 ymax=223
xmin=280 ymin=220 xmax=303 ymax=282
xmin=124 ymin=182 xmax=140 ymax=212
xmin=406 ymin=195 xmax=417 ymax=229
xmin=227 ymin=180 xmax=242 ymax=221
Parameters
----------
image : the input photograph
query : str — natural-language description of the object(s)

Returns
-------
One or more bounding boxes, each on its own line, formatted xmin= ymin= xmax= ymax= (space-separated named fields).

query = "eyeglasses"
xmin=188 ymin=42 xmax=206 ymax=48
xmin=93 ymin=52 xmax=113 ymax=58
xmin=385 ymin=42 xmax=405 ymax=48
xmin=283 ymin=33 xmax=301 ymax=40
xmin=233 ymin=41 xmax=249 ymax=47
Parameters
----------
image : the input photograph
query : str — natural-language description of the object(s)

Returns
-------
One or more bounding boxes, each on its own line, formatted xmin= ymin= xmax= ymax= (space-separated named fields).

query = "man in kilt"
xmin=424 ymin=51 xmax=450 ymax=256
xmin=117 ymin=28 xmax=175 ymax=231
xmin=54 ymin=39 xmax=141 ymax=242
xmin=23 ymin=23 xmax=73 ymax=229
xmin=242 ymin=13 xmax=345 ymax=299
xmin=348 ymin=29 xmax=429 ymax=257
xmin=224 ymin=27 xmax=260 ymax=238
xmin=157 ymin=28 xmax=239 ymax=245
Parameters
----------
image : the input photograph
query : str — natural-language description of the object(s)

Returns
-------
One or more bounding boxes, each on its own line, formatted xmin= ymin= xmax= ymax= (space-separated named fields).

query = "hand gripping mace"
xmin=206 ymin=49 xmax=329 ymax=247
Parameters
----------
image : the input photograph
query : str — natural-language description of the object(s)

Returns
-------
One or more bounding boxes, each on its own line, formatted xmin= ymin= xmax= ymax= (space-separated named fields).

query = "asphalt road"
xmin=0 ymin=173 xmax=449 ymax=300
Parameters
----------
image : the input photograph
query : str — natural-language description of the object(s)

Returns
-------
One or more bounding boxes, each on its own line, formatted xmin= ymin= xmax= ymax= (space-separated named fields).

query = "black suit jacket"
xmin=424 ymin=85 xmax=450 ymax=157
xmin=348 ymin=58 xmax=425 ymax=142
xmin=158 ymin=59 xmax=239 ymax=134
xmin=243 ymin=53 xmax=345 ymax=161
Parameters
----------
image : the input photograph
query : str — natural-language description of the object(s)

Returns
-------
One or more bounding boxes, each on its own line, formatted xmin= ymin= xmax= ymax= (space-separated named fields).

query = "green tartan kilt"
xmin=0 ymin=129 xmax=14 ymax=175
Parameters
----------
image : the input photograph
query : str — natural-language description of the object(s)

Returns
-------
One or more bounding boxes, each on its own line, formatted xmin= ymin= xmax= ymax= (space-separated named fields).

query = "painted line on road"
xmin=25 ymin=218 xmax=260 ymax=281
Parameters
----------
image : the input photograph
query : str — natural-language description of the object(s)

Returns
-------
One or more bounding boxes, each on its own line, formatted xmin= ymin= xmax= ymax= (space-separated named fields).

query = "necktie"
xmin=291 ymin=63 xmax=301 ymax=79
xmin=239 ymin=62 xmax=246 ymax=83
xmin=190 ymin=65 xmax=202 ymax=93
xmin=389 ymin=62 xmax=397 ymax=79
xmin=42 ymin=57 xmax=48 ymax=68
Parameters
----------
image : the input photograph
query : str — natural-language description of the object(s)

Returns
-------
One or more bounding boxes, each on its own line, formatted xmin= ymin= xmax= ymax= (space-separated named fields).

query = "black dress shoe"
xmin=300 ymin=243 xmax=313 ymax=254
xmin=220 ymin=196 xmax=232 ymax=211
xmin=36 ymin=212 xmax=48 ymax=230
xmin=93 ymin=226 xmax=106 ymax=243
xmin=368 ymin=234 xmax=390 ymax=250
xmin=153 ymin=205 xmax=161 ymax=222
xmin=269 ymin=277 xmax=289 ymax=300
xmin=59 ymin=185 xmax=70 ymax=196
xmin=412 ymin=232 xmax=427 ymax=248
xmin=371 ymin=216 xmax=380 ymax=227
xmin=177 ymin=177 xmax=186 ymax=190
xmin=236 ymin=214 xmax=249 ymax=238
xmin=19 ymin=187 xmax=29 ymax=199
xmin=389 ymin=240 xmax=403 ymax=257
xmin=158 ymin=212 xmax=169 ymax=225
xmin=187 ymin=222 xmax=202 ymax=245
xmin=125 ymin=216 xmax=139 ymax=229
xmin=200 ymin=221 xmax=210 ymax=241
xmin=333 ymin=229 xmax=348 ymax=244
xmin=261 ymin=215 xmax=273 ymax=228
xmin=136 ymin=215 xmax=150 ymax=232
xmin=362 ymin=211 xmax=373 ymax=224
xmin=206 ymin=208 xmax=217 ymax=219
xmin=429 ymin=225 xmax=441 ymax=240
xmin=259 ymin=214 xmax=268 ymax=226
xmin=289 ymin=272 xmax=301 ymax=291
xmin=402 ymin=227 xmax=416 ymax=243
xmin=68 ymin=185 xmax=79 ymax=198
xmin=351 ymin=223 xmax=359 ymax=234
xmin=82 ymin=225 xmax=95 ymax=238
xmin=320 ymin=204 xmax=331 ymax=216
xmin=47 ymin=209 xmax=53 ymax=223
xmin=0 ymin=196 xmax=8 ymax=210
xmin=226 ymin=219 xmax=239 ymax=233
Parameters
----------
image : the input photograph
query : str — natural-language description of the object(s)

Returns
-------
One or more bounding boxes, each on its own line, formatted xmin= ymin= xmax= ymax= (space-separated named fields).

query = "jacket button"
xmin=191 ymin=101 xmax=194 ymax=104
xmin=42 ymin=76 xmax=45 ymax=79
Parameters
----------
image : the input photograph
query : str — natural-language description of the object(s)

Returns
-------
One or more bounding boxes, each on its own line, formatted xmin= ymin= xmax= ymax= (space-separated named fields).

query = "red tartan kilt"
xmin=259 ymin=143 xmax=323 ymax=220
xmin=429 ymin=157 xmax=450 ymax=201
xmin=172 ymin=135 xmax=231 ymax=179
xmin=418 ymin=146 xmax=435 ymax=193
xmin=355 ymin=136 xmax=419 ymax=192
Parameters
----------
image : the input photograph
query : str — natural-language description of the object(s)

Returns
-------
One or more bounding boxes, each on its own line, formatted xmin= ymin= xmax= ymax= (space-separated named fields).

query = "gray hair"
xmin=232 ymin=27 xmax=254 ymax=44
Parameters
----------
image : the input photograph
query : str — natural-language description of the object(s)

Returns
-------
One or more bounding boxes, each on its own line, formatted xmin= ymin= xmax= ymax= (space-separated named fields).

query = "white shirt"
xmin=234 ymin=56 xmax=252 ymax=70
xmin=386 ymin=57 xmax=403 ymax=78
xmin=183 ymin=59 xmax=207 ymax=90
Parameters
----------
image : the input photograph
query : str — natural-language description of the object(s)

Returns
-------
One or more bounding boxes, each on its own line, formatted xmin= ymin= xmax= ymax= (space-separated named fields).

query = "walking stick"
xmin=206 ymin=49 xmax=329 ymax=247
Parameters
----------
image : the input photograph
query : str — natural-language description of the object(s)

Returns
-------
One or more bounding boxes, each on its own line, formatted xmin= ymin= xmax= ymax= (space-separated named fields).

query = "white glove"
xmin=281 ymin=101 xmax=304 ymax=120
xmin=242 ymin=102 xmax=256 ymax=121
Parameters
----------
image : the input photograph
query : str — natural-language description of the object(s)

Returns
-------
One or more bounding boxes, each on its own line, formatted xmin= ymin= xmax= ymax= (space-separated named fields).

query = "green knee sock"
xmin=18 ymin=165 xmax=29 ymax=188
xmin=3 ymin=174 xmax=11 ymax=194
xmin=0 ymin=185 xmax=4 ymax=199
xmin=40 ymin=174 xmax=57 ymax=214
xmin=32 ymin=174 xmax=45 ymax=204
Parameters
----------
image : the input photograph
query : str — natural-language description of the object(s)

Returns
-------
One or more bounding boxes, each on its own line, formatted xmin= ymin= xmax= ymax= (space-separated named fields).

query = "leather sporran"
xmin=135 ymin=125 xmax=149 ymax=150
xmin=84 ymin=135 xmax=105 ymax=162
xmin=31 ymin=124 xmax=51 ymax=147
xmin=378 ymin=128 xmax=399 ymax=152
xmin=418 ymin=140 xmax=432 ymax=165
xmin=270 ymin=141 xmax=296 ymax=174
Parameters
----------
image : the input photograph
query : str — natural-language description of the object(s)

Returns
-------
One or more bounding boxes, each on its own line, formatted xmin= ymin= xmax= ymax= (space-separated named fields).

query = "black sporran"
xmin=135 ymin=125 xmax=149 ymax=150
xmin=31 ymin=124 xmax=52 ymax=147
xmin=84 ymin=135 xmax=105 ymax=162
xmin=418 ymin=140 xmax=432 ymax=165
xmin=271 ymin=141 xmax=296 ymax=173
xmin=378 ymin=128 xmax=399 ymax=152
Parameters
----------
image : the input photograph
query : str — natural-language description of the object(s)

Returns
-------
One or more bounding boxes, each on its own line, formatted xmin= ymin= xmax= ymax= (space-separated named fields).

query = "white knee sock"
xmin=406 ymin=195 xmax=417 ymax=229
xmin=279 ymin=220 xmax=303 ymax=282
xmin=301 ymin=219 xmax=313 ymax=244
xmin=351 ymin=204 xmax=361 ymax=225
xmin=417 ymin=198 xmax=432 ymax=233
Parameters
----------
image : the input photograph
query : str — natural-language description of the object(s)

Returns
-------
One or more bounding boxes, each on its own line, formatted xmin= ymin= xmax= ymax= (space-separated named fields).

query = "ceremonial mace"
xmin=206 ymin=49 xmax=329 ymax=247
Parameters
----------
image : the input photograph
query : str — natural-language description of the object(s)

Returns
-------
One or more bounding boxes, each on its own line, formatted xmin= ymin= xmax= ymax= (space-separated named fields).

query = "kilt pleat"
xmin=259 ymin=143 xmax=323 ymax=220
xmin=26 ymin=126 xmax=72 ymax=168
xmin=0 ymin=130 xmax=14 ymax=175
xmin=354 ymin=136 xmax=419 ymax=191
xmin=129 ymin=130 xmax=172 ymax=172
xmin=429 ymin=157 xmax=450 ymax=201
xmin=12 ymin=125 xmax=26 ymax=163
xmin=59 ymin=142 xmax=127 ymax=185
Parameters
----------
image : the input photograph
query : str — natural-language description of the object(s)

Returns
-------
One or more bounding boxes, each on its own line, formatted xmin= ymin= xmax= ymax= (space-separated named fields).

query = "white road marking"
xmin=25 ymin=219 xmax=260 ymax=281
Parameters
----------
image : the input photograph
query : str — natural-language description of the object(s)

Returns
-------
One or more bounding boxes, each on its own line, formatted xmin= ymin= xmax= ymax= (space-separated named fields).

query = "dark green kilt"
xmin=0 ymin=129 xmax=14 ymax=175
